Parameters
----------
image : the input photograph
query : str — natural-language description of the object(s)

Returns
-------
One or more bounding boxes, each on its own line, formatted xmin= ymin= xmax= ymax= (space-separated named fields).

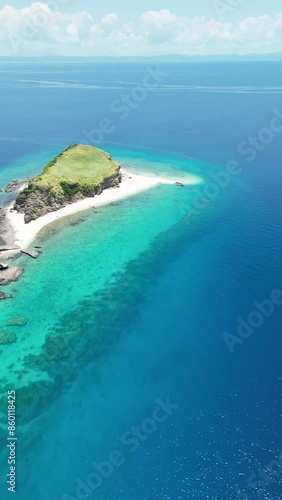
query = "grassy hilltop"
xmin=14 ymin=144 xmax=122 ymax=222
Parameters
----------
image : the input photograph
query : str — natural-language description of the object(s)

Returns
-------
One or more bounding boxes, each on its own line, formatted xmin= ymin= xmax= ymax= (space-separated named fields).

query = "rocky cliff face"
xmin=14 ymin=169 xmax=122 ymax=223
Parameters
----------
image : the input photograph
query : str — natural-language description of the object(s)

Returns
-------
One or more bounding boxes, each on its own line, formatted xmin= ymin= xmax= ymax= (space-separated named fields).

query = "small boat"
xmin=175 ymin=181 xmax=184 ymax=187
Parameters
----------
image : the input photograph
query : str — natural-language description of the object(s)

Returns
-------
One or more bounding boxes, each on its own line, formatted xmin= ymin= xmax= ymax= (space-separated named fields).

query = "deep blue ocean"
xmin=0 ymin=61 xmax=282 ymax=500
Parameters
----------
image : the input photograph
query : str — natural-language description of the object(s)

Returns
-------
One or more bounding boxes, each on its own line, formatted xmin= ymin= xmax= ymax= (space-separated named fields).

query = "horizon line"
xmin=1 ymin=53 xmax=282 ymax=60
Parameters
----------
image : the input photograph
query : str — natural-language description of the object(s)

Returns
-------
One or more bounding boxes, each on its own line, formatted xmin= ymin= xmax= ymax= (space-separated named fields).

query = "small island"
xmin=14 ymin=144 xmax=122 ymax=223
xmin=0 ymin=145 xmax=202 ymax=257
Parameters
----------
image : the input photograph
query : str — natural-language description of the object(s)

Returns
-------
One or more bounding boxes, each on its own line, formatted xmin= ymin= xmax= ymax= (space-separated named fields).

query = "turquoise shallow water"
xmin=0 ymin=147 xmax=212 ymax=393
xmin=0 ymin=146 xmax=226 ymax=499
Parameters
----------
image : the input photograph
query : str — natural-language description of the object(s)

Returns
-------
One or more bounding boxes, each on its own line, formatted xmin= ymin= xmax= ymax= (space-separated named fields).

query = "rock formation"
xmin=20 ymin=249 xmax=40 ymax=259
xmin=5 ymin=180 xmax=27 ymax=193
xmin=0 ymin=267 xmax=24 ymax=286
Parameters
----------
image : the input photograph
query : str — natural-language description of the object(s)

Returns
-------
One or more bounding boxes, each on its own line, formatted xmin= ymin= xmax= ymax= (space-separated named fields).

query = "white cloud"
xmin=1 ymin=4 xmax=282 ymax=56
xmin=0 ymin=2 xmax=94 ymax=49
xmin=139 ymin=9 xmax=282 ymax=53
xmin=140 ymin=9 xmax=180 ymax=44
xmin=101 ymin=12 xmax=118 ymax=25
xmin=140 ymin=8 xmax=178 ymax=26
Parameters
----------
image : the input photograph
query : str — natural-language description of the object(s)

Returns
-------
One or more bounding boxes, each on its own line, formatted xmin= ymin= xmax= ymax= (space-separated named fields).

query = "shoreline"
xmin=3 ymin=169 xmax=202 ymax=251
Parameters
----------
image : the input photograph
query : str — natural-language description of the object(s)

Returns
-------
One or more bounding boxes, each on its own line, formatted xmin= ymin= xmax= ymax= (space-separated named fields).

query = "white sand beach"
xmin=5 ymin=169 xmax=202 ymax=250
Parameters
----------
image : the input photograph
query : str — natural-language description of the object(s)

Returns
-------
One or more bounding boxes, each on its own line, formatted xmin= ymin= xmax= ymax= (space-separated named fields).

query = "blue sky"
xmin=1 ymin=0 xmax=282 ymax=56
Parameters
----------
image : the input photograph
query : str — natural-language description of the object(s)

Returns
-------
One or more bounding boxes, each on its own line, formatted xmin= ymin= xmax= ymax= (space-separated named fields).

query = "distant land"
xmin=1 ymin=54 xmax=282 ymax=63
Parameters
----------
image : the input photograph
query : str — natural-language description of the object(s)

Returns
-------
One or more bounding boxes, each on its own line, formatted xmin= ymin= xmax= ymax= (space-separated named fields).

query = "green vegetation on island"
xmin=14 ymin=144 xmax=122 ymax=223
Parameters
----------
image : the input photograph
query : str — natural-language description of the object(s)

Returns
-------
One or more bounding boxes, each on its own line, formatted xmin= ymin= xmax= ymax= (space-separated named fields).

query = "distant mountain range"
xmin=1 ymin=54 xmax=282 ymax=62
